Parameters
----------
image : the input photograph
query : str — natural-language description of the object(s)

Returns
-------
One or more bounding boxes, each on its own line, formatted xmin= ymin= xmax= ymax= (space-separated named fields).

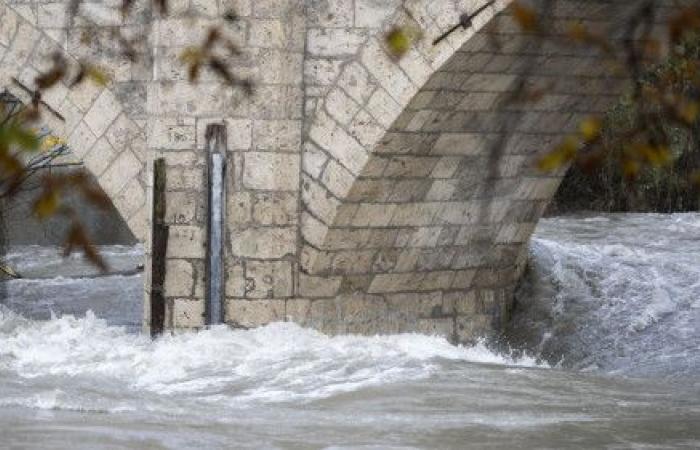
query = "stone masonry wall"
xmin=1 ymin=0 xmax=681 ymax=342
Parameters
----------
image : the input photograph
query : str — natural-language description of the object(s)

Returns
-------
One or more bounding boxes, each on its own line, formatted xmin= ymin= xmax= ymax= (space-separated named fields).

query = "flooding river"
xmin=1 ymin=214 xmax=699 ymax=449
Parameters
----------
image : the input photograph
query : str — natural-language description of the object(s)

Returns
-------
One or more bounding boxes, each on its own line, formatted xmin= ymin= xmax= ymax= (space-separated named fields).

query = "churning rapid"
xmin=1 ymin=214 xmax=699 ymax=449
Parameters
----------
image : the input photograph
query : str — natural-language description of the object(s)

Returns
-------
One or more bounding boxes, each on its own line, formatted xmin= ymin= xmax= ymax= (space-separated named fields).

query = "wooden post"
xmin=205 ymin=124 xmax=226 ymax=325
xmin=150 ymin=158 xmax=168 ymax=336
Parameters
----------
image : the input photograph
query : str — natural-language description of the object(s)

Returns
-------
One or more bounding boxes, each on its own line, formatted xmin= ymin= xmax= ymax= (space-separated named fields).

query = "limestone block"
xmin=385 ymin=291 xmax=445 ymax=319
xmin=285 ymin=299 xmax=311 ymax=326
xmin=100 ymin=149 xmax=142 ymax=197
xmin=320 ymin=159 xmax=354 ymax=198
xmin=249 ymin=85 xmax=302 ymax=119
xmin=166 ymin=164 xmax=205 ymax=191
xmin=231 ymin=227 xmax=297 ymax=259
xmin=414 ymin=248 xmax=456 ymax=271
xmin=164 ymin=259 xmax=193 ymax=297
xmin=224 ymin=299 xmax=285 ymax=328
xmin=355 ymin=0 xmax=398 ymax=28
xmin=245 ymin=260 xmax=293 ymax=298
xmin=299 ymin=273 xmax=342 ymax=298
xmin=455 ymin=315 xmax=493 ymax=344
xmin=360 ymin=38 xmax=416 ymax=103
xmin=302 ymin=142 xmax=328 ymax=178
xmin=166 ymin=225 xmax=205 ymax=259
xmin=191 ymin=0 xmax=220 ymax=17
xmin=68 ymin=121 xmax=98 ymax=160
xmin=331 ymin=250 xmax=376 ymax=274
xmin=147 ymin=82 xmax=241 ymax=117
xmin=397 ymin=48 xmax=433 ymax=88
xmin=84 ymin=90 xmax=122 ymax=137
xmin=366 ymin=87 xmax=403 ymax=129
xmin=325 ymin=87 xmax=360 ymax=125
xmin=445 ymin=291 xmax=478 ymax=315
xmin=225 ymin=263 xmax=246 ymax=297
xmin=172 ymin=299 xmax=205 ymax=329
xmin=304 ymin=58 xmax=345 ymax=86
xmin=396 ymin=227 xmax=441 ymax=248
xmin=308 ymin=112 xmax=369 ymax=175
xmin=390 ymin=203 xmax=441 ymax=227
xmin=337 ymin=61 xmax=375 ymax=104
xmin=0 ymin=6 xmax=18 ymax=48
xmin=104 ymin=112 xmax=143 ymax=153
xmin=301 ymin=175 xmax=339 ymax=225
xmin=228 ymin=191 xmax=252 ymax=225
xmin=417 ymin=318 xmax=454 ymax=338
xmin=334 ymin=204 xmax=359 ymax=226
xmin=249 ymin=19 xmax=286 ymax=48
xmin=127 ymin=205 xmax=148 ymax=241
xmin=307 ymin=28 xmax=368 ymax=57
xmin=352 ymin=203 xmax=396 ymax=227
xmin=3 ymin=21 xmax=40 ymax=68
xmin=243 ymin=152 xmax=299 ymax=191
xmin=252 ymin=192 xmax=298 ymax=225
xmin=307 ymin=0 xmax=353 ymax=27
xmin=309 ymin=298 xmax=341 ymax=333
xmin=425 ymin=179 xmax=458 ymax=201
xmin=112 ymin=179 xmax=146 ymax=220
xmin=148 ymin=117 xmax=195 ymax=150
xmin=156 ymin=19 xmax=214 ymax=47
xmin=82 ymin=137 xmax=117 ymax=176
xmin=221 ymin=0 xmax=252 ymax=16
xmin=431 ymin=133 xmax=495 ymax=156
xmin=255 ymin=49 xmax=303 ymax=85
xmin=451 ymin=269 xmax=477 ymax=289
xmin=384 ymin=156 xmax=439 ymax=178
xmin=349 ymin=110 xmax=385 ymax=148
xmin=301 ymin=212 xmax=329 ymax=248
xmin=252 ymin=120 xmax=301 ymax=151
xmin=164 ymin=191 xmax=198 ymax=225
xmin=337 ymin=294 xmax=387 ymax=326
xmin=386 ymin=177 xmax=433 ymax=202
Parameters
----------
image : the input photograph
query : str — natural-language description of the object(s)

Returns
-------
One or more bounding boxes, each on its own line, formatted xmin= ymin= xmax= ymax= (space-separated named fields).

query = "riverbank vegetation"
xmin=549 ymin=32 xmax=700 ymax=215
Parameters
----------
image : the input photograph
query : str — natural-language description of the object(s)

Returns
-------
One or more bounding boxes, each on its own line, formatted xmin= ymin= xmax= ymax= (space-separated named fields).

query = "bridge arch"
xmin=298 ymin=0 xmax=667 ymax=339
xmin=0 ymin=2 xmax=147 ymax=240
xmin=2 ymin=0 xmax=680 ymax=341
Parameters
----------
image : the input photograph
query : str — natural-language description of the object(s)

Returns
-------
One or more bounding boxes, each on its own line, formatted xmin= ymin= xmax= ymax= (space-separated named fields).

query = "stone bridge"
xmin=0 ymin=0 xmax=678 ymax=342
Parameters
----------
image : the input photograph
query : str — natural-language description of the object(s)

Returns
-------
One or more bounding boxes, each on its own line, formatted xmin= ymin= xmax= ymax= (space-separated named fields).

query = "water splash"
xmin=0 ymin=307 xmax=541 ymax=410
xmin=509 ymin=213 xmax=700 ymax=377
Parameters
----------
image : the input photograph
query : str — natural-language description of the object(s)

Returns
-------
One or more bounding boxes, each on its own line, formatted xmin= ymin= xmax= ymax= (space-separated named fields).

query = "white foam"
xmin=0 ymin=309 xmax=543 ymax=406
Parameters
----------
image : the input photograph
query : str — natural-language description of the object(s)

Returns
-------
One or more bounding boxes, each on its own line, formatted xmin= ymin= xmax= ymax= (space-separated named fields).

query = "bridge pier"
xmin=0 ymin=0 xmax=676 ymax=342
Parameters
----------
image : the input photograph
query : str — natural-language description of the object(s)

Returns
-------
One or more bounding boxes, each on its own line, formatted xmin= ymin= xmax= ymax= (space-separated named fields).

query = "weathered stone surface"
xmin=3 ymin=0 xmax=667 ymax=343
xmin=224 ymin=299 xmax=286 ymax=328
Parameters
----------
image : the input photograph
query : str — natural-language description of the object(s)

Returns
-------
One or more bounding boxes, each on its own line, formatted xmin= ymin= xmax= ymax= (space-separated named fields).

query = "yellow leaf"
xmin=679 ymin=101 xmax=700 ymax=124
xmin=385 ymin=27 xmax=413 ymax=59
xmin=41 ymin=135 xmax=65 ymax=152
xmin=537 ymin=136 xmax=579 ymax=171
xmin=622 ymin=159 xmax=640 ymax=180
xmin=638 ymin=144 xmax=672 ymax=167
xmin=579 ymin=117 xmax=602 ymax=142
xmin=567 ymin=23 xmax=587 ymax=42
xmin=512 ymin=3 xmax=539 ymax=32
xmin=85 ymin=65 xmax=110 ymax=86
xmin=33 ymin=191 xmax=60 ymax=220
xmin=179 ymin=47 xmax=204 ymax=65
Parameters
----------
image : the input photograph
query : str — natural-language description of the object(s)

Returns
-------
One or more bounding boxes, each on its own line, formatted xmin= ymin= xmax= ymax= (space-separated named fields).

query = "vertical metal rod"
xmin=205 ymin=124 xmax=226 ymax=325
xmin=150 ymin=158 xmax=168 ymax=336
